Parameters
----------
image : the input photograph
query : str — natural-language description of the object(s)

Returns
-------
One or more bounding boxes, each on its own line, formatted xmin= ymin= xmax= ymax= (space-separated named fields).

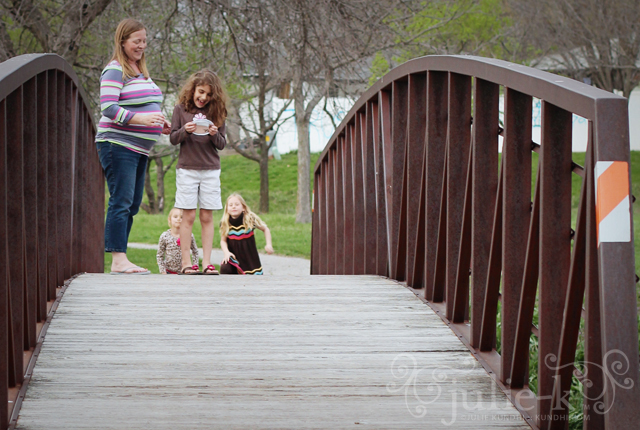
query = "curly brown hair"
xmin=177 ymin=69 xmax=228 ymax=126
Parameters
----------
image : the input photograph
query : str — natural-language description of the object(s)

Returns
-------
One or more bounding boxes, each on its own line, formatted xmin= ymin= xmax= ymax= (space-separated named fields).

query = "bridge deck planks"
xmin=16 ymin=274 xmax=530 ymax=429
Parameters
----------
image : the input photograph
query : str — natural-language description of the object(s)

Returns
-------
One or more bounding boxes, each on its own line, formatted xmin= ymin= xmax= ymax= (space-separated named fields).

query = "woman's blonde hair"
xmin=110 ymin=18 xmax=149 ymax=80
xmin=220 ymin=193 xmax=266 ymax=237
xmin=167 ymin=207 xmax=182 ymax=227
xmin=177 ymin=69 xmax=228 ymax=126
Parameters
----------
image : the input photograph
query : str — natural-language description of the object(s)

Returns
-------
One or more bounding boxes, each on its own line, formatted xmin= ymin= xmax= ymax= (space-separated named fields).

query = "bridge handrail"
xmin=0 ymin=54 xmax=104 ymax=429
xmin=312 ymin=55 xmax=640 ymax=429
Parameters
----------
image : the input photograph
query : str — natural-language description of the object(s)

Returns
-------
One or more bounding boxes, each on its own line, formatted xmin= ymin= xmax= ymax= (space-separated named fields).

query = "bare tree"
xmin=140 ymin=144 xmax=180 ymax=214
xmin=509 ymin=0 xmax=640 ymax=99
xmin=275 ymin=0 xmax=427 ymax=223
xmin=0 ymin=0 xmax=114 ymax=63
xmin=210 ymin=0 xmax=294 ymax=213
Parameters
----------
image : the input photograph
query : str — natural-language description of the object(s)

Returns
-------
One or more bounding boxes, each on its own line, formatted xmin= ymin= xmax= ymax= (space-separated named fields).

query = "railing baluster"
xmin=510 ymin=164 xmax=540 ymax=388
xmin=6 ymin=87 xmax=25 ymax=386
xmin=445 ymin=73 xmax=471 ymax=320
xmin=311 ymin=172 xmax=320 ymax=274
xmin=36 ymin=72 xmax=48 ymax=320
xmin=55 ymin=72 xmax=65 ymax=286
xmin=501 ymin=88 xmax=532 ymax=385
xmin=370 ymin=100 xmax=386 ymax=277
xmin=352 ymin=113 xmax=365 ymax=274
xmin=363 ymin=103 xmax=377 ymax=274
xmin=479 ymin=158 xmax=503 ymax=352
xmin=452 ymin=147 xmax=473 ymax=323
xmin=342 ymin=129 xmax=354 ymax=274
xmin=61 ymin=77 xmax=73 ymax=280
xmin=390 ymin=80 xmax=408 ymax=280
xmin=405 ymin=73 xmax=427 ymax=286
xmin=327 ymin=148 xmax=336 ymax=273
xmin=411 ymin=139 xmax=427 ymax=288
xmin=549 ymin=133 xmax=589 ymax=429
xmin=47 ymin=70 xmax=59 ymax=298
xmin=0 ymin=98 xmax=8 ymax=430
xmin=470 ymin=78 xmax=499 ymax=347
xmin=431 ymin=153 xmax=447 ymax=303
xmin=73 ymin=92 xmax=83 ymax=275
xmin=22 ymin=77 xmax=38 ymax=349
xmin=583 ymin=136 xmax=604 ymax=430
xmin=320 ymin=160 xmax=329 ymax=274
xmin=334 ymin=137 xmax=344 ymax=275
xmin=378 ymin=90 xmax=393 ymax=275
xmin=424 ymin=72 xmax=448 ymax=298
xmin=538 ymin=101 xmax=572 ymax=427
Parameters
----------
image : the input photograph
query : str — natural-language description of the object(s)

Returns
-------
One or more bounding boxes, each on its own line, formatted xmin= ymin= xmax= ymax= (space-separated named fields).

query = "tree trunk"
xmin=141 ymin=161 xmax=159 ymax=214
xmin=295 ymin=116 xmax=312 ymax=223
xmin=156 ymin=156 xmax=166 ymax=213
xmin=259 ymin=147 xmax=269 ymax=213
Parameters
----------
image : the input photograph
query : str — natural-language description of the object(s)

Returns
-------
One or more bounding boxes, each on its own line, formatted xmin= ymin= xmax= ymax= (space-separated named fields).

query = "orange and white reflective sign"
xmin=594 ymin=161 xmax=631 ymax=245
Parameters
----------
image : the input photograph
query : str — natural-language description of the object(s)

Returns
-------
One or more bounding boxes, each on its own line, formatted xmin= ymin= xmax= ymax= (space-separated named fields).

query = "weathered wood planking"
xmin=16 ymin=275 xmax=530 ymax=429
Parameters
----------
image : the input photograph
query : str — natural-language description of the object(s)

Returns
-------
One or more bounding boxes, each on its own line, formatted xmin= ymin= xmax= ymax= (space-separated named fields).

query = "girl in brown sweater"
xmin=170 ymin=70 xmax=228 ymax=274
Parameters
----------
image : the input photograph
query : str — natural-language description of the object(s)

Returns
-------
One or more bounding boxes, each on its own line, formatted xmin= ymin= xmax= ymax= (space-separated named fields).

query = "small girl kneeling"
xmin=157 ymin=208 xmax=199 ymax=274
xmin=220 ymin=193 xmax=273 ymax=275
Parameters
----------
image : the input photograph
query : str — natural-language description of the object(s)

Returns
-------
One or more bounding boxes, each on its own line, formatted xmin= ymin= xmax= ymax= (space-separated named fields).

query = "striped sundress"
xmin=225 ymin=213 xmax=263 ymax=275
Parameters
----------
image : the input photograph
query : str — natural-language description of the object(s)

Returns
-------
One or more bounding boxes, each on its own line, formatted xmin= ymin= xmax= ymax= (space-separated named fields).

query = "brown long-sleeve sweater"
xmin=170 ymin=104 xmax=226 ymax=170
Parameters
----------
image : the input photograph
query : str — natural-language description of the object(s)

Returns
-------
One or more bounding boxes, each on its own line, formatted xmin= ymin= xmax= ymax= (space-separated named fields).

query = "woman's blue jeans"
xmin=97 ymin=141 xmax=148 ymax=253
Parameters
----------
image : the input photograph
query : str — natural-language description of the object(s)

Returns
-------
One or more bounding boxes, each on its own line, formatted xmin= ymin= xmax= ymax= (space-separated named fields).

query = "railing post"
xmin=0 ymin=97 xmax=7 ymax=430
xmin=592 ymin=99 xmax=640 ymax=429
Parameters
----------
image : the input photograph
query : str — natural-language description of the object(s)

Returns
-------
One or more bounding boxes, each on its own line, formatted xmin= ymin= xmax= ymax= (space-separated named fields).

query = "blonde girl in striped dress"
xmin=219 ymin=194 xmax=273 ymax=275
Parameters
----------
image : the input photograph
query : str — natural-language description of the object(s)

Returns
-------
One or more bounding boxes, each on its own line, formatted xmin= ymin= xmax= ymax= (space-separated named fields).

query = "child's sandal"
xmin=180 ymin=264 xmax=200 ymax=275
xmin=203 ymin=265 xmax=219 ymax=275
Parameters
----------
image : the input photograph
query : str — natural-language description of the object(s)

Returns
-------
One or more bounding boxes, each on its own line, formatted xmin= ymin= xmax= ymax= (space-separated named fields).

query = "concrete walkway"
xmin=129 ymin=242 xmax=311 ymax=276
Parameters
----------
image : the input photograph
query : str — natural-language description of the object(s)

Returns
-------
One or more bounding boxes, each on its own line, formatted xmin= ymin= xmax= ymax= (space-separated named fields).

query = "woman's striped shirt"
xmin=95 ymin=60 xmax=164 ymax=155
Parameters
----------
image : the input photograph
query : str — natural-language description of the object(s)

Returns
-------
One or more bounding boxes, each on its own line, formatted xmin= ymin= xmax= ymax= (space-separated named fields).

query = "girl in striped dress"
xmin=219 ymin=193 xmax=273 ymax=275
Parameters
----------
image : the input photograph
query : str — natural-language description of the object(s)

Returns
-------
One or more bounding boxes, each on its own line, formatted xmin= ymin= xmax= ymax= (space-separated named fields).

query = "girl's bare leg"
xmin=200 ymin=208 xmax=214 ymax=267
xmin=181 ymin=208 xmax=197 ymax=272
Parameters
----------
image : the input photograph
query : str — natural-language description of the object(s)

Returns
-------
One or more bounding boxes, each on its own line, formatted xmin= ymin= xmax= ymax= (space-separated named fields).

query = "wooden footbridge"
xmin=2 ymin=54 xmax=640 ymax=429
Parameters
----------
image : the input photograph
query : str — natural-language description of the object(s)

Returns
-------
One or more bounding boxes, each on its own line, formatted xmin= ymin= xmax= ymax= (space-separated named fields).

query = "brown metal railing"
xmin=311 ymin=55 xmax=640 ymax=429
xmin=0 ymin=54 xmax=104 ymax=429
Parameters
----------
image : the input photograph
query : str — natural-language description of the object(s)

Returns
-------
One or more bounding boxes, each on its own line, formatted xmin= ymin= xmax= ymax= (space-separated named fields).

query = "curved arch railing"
xmin=0 ymin=54 xmax=103 ymax=429
xmin=311 ymin=55 xmax=640 ymax=429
